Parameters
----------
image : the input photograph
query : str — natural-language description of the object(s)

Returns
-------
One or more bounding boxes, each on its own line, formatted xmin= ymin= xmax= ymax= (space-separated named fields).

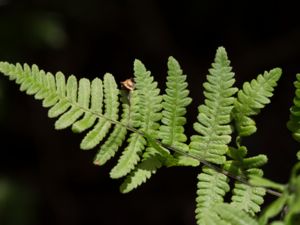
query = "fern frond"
xmin=120 ymin=57 xmax=196 ymax=192
xmin=190 ymin=46 xmax=238 ymax=165
xmin=159 ymin=56 xmax=198 ymax=166
xmin=159 ymin=56 xmax=192 ymax=146
xmin=120 ymin=149 xmax=162 ymax=193
xmin=287 ymin=73 xmax=300 ymax=142
xmin=0 ymin=62 xmax=131 ymax=171
xmin=232 ymin=68 xmax=282 ymax=136
xmin=214 ymin=203 xmax=259 ymax=225
xmin=231 ymin=181 xmax=266 ymax=216
xmin=54 ymin=77 xmax=90 ymax=130
xmin=110 ymin=60 xmax=162 ymax=179
xmin=93 ymin=91 xmax=130 ymax=166
xmin=71 ymin=78 xmax=103 ymax=133
xmin=195 ymin=166 xmax=230 ymax=225
xmin=110 ymin=133 xmax=146 ymax=178
xmin=224 ymin=146 xmax=267 ymax=215
xmin=80 ymin=73 xmax=119 ymax=150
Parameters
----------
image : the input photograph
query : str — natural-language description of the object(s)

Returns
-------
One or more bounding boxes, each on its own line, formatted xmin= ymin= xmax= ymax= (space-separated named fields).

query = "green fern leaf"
xmin=159 ymin=56 xmax=192 ymax=145
xmin=214 ymin=203 xmax=259 ymax=225
xmin=249 ymin=176 xmax=285 ymax=192
xmin=120 ymin=149 xmax=162 ymax=193
xmin=110 ymin=60 xmax=162 ymax=179
xmin=80 ymin=73 xmax=119 ymax=150
xmin=72 ymin=78 xmax=103 ymax=133
xmin=47 ymin=72 xmax=69 ymax=118
xmin=231 ymin=181 xmax=266 ymax=216
xmin=287 ymin=74 xmax=300 ymax=142
xmin=258 ymin=192 xmax=288 ymax=225
xmin=233 ymin=68 xmax=282 ymax=136
xmin=93 ymin=91 xmax=130 ymax=166
xmin=120 ymin=57 xmax=196 ymax=192
xmin=159 ymin=56 xmax=198 ymax=166
xmin=54 ymin=77 xmax=90 ymax=130
xmin=0 ymin=62 xmax=126 ymax=168
xmin=133 ymin=59 xmax=163 ymax=134
xmin=195 ymin=166 xmax=230 ymax=225
xmin=224 ymin=147 xmax=267 ymax=216
xmin=110 ymin=133 xmax=146 ymax=178
xmin=190 ymin=46 xmax=238 ymax=165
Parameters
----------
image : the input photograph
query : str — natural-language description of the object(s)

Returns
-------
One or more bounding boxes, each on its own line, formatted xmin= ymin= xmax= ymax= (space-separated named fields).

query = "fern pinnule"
xmin=231 ymin=181 xmax=266 ymax=216
xmin=158 ymin=56 xmax=198 ymax=166
xmin=110 ymin=60 xmax=162 ymax=179
xmin=54 ymin=77 xmax=90 ymax=130
xmin=93 ymin=91 xmax=130 ymax=166
xmin=80 ymin=73 xmax=119 ymax=150
xmin=159 ymin=56 xmax=192 ymax=145
xmin=224 ymin=147 xmax=267 ymax=216
xmin=195 ymin=166 xmax=230 ymax=225
xmin=190 ymin=46 xmax=238 ymax=165
xmin=71 ymin=78 xmax=103 ymax=133
xmin=119 ymin=56 xmax=196 ymax=192
xmin=232 ymin=68 xmax=282 ymax=137
xmin=214 ymin=203 xmax=259 ymax=225
xmin=47 ymin=73 xmax=69 ymax=118
xmin=120 ymin=150 xmax=162 ymax=193
xmin=287 ymin=73 xmax=300 ymax=142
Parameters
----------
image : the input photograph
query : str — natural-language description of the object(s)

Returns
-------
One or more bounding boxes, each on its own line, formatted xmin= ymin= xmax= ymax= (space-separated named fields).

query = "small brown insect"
xmin=121 ymin=78 xmax=135 ymax=91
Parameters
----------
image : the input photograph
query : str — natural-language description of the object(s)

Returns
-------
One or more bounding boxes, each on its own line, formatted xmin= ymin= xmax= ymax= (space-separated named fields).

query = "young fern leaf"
xmin=93 ymin=90 xmax=130 ymax=166
xmin=231 ymin=179 xmax=266 ymax=216
xmin=71 ymin=78 xmax=103 ymax=133
xmin=110 ymin=60 xmax=163 ymax=179
xmin=287 ymin=73 xmax=300 ymax=142
xmin=189 ymin=47 xmax=238 ymax=165
xmin=120 ymin=150 xmax=162 ymax=193
xmin=0 ymin=61 xmax=127 ymax=174
xmin=195 ymin=167 xmax=230 ymax=225
xmin=224 ymin=147 xmax=267 ymax=216
xmin=232 ymin=68 xmax=282 ymax=137
xmin=159 ymin=56 xmax=197 ymax=166
xmin=80 ymin=73 xmax=119 ymax=150
xmin=214 ymin=203 xmax=259 ymax=225
xmin=228 ymin=68 xmax=282 ymax=215
xmin=120 ymin=57 xmax=194 ymax=193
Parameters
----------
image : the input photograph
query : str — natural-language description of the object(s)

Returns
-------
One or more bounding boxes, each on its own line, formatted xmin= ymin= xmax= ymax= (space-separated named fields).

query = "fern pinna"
xmin=0 ymin=47 xmax=285 ymax=225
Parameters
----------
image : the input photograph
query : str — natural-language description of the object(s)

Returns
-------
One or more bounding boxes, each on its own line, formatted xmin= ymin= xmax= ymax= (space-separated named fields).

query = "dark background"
xmin=0 ymin=0 xmax=299 ymax=225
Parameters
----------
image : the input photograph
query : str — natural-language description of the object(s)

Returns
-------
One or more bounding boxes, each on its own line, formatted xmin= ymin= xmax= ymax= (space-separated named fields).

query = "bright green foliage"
xmin=223 ymin=147 xmax=267 ymax=216
xmin=287 ymin=73 xmax=300 ymax=142
xmin=232 ymin=68 xmax=281 ymax=136
xmin=3 ymin=46 xmax=300 ymax=225
xmin=214 ymin=203 xmax=259 ymax=225
xmin=159 ymin=56 xmax=197 ymax=166
xmin=159 ymin=57 xmax=191 ymax=147
xmin=110 ymin=60 xmax=163 ymax=180
xmin=195 ymin=167 xmax=230 ymax=225
xmin=190 ymin=47 xmax=238 ymax=165
xmin=231 ymin=181 xmax=266 ymax=216
xmin=120 ymin=150 xmax=162 ymax=193
xmin=254 ymin=162 xmax=300 ymax=225
xmin=119 ymin=57 xmax=194 ymax=191
xmin=93 ymin=91 xmax=130 ymax=166
xmin=80 ymin=73 xmax=119 ymax=150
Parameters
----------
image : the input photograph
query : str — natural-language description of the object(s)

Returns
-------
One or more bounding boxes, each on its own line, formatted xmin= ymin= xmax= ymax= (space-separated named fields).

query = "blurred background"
xmin=0 ymin=0 xmax=300 ymax=224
